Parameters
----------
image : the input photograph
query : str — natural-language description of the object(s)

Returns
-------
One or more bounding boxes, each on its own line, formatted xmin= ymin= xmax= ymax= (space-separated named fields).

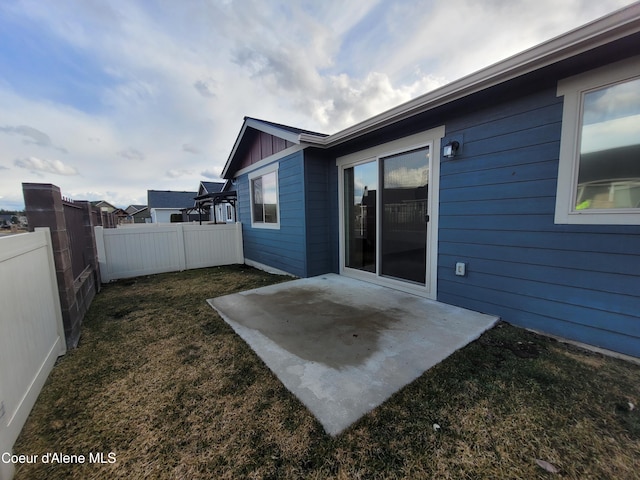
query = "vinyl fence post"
xmin=176 ymin=223 xmax=187 ymax=271
xmin=35 ymin=227 xmax=66 ymax=356
xmin=94 ymin=226 xmax=109 ymax=283
xmin=235 ymin=222 xmax=244 ymax=264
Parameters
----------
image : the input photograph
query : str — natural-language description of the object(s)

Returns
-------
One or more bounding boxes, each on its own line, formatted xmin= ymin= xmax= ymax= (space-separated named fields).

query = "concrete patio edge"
xmin=208 ymin=274 xmax=499 ymax=436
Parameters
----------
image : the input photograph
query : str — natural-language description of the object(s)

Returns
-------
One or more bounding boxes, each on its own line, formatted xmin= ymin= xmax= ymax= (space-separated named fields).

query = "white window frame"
xmin=336 ymin=126 xmax=445 ymax=300
xmin=555 ymin=56 xmax=640 ymax=225
xmin=248 ymin=162 xmax=280 ymax=229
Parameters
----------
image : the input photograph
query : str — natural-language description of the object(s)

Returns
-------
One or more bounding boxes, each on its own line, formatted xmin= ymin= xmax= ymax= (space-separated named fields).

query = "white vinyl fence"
xmin=0 ymin=229 xmax=66 ymax=480
xmin=95 ymin=223 xmax=244 ymax=282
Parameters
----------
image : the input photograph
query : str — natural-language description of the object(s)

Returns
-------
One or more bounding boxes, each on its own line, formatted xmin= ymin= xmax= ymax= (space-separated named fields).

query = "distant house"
xmin=147 ymin=190 xmax=198 ymax=223
xmin=220 ymin=4 xmax=640 ymax=358
xmin=192 ymin=180 xmax=237 ymax=223
xmin=112 ymin=208 xmax=128 ymax=224
xmin=113 ymin=205 xmax=150 ymax=224
xmin=90 ymin=200 xmax=117 ymax=213
xmin=125 ymin=204 xmax=150 ymax=223
xmin=125 ymin=204 xmax=147 ymax=215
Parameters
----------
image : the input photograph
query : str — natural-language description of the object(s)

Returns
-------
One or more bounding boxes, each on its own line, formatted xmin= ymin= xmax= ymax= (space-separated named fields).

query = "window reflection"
xmin=344 ymin=162 xmax=377 ymax=273
xmin=576 ymin=77 xmax=640 ymax=210
xmin=252 ymin=171 xmax=278 ymax=223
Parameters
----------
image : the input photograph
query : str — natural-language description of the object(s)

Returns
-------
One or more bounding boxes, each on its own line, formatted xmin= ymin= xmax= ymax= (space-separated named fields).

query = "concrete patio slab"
xmin=208 ymin=274 xmax=498 ymax=436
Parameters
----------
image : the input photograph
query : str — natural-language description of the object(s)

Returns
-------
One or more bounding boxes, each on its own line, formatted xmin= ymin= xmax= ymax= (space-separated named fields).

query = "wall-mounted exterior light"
xmin=443 ymin=140 xmax=460 ymax=158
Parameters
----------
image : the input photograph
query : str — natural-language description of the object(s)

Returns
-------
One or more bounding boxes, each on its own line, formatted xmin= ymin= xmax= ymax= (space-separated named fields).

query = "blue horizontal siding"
xmin=440 ymin=179 xmax=558 ymax=203
xmin=438 ymin=84 xmax=640 ymax=357
xmin=449 ymin=87 xmax=561 ymax=131
xmin=439 ymin=240 xmax=638 ymax=276
xmin=439 ymin=254 xmax=639 ymax=297
xmin=441 ymin=214 xmax=638 ymax=234
xmin=440 ymin=197 xmax=556 ymax=216
xmin=304 ymin=151 xmax=337 ymax=277
xmin=440 ymin=271 xmax=640 ymax=323
xmin=238 ymin=151 xmax=307 ymax=277
xmin=443 ymin=159 xmax=559 ymax=188
xmin=437 ymin=290 xmax=640 ymax=357
xmin=439 ymin=280 xmax=639 ymax=340
xmin=439 ymin=229 xmax=640 ymax=256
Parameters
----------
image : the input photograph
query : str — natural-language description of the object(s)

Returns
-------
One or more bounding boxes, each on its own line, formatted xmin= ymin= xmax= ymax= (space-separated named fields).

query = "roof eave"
xmin=300 ymin=3 xmax=640 ymax=148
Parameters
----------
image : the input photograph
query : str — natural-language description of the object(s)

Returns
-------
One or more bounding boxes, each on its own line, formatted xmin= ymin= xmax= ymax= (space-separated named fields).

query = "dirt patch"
xmin=554 ymin=346 xmax=607 ymax=368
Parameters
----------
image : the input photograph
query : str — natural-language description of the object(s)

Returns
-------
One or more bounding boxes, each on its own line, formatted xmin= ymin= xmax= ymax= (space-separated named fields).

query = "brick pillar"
xmin=22 ymin=183 xmax=80 ymax=348
xmin=76 ymin=201 xmax=101 ymax=293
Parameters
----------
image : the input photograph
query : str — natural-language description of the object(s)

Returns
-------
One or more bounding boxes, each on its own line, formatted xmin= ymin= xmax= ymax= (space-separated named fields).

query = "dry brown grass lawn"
xmin=12 ymin=265 xmax=640 ymax=479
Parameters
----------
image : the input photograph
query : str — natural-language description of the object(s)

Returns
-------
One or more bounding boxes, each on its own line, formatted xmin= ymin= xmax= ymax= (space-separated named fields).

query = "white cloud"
xmin=166 ymin=169 xmax=194 ymax=179
xmin=118 ymin=148 xmax=145 ymax=161
xmin=581 ymin=115 xmax=640 ymax=153
xmin=193 ymin=79 xmax=217 ymax=98
xmin=384 ymin=166 xmax=429 ymax=189
xmin=183 ymin=143 xmax=201 ymax=154
xmin=0 ymin=0 xmax=635 ymax=211
xmin=0 ymin=124 xmax=67 ymax=153
xmin=14 ymin=156 xmax=79 ymax=176
xmin=309 ymin=72 xmax=445 ymax=130
xmin=360 ymin=0 xmax=635 ymax=84
xmin=201 ymin=169 xmax=221 ymax=180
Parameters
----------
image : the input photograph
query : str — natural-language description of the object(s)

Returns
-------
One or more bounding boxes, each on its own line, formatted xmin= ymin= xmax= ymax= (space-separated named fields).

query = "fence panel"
xmin=0 ymin=229 xmax=66 ymax=480
xmin=183 ymin=223 xmax=244 ymax=270
xmin=95 ymin=223 xmax=244 ymax=282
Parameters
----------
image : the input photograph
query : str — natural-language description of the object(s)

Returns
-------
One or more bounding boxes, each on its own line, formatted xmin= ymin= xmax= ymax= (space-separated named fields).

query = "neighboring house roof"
xmin=199 ymin=181 xmax=224 ymax=195
xmin=131 ymin=207 xmax=149 ymax=217
xmin=222 ymin=117 xmax=328 ymax=178
xmin=125 ymin=204 xmax=147 ymax=215
xmin=90 ymin=200 xmax=117 ymax=211
xmin=147 ymin=190 xmax=197 ymax=209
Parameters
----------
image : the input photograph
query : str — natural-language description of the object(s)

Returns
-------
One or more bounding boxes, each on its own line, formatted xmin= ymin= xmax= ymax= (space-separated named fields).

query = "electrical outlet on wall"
xmin=455 ymin=262 xmax=466 ymax=276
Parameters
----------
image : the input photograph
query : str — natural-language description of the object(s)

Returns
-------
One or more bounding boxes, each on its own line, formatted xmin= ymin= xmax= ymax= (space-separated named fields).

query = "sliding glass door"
xmin=380 ymin=147 xmax=429 ymax=284
xmin=344 ymin=161 xmax=377 ymax=273
xmin=341 ymin=147 xmax=430 ymax=285
xmin=338 ymin=128 xmax=443 ymax=298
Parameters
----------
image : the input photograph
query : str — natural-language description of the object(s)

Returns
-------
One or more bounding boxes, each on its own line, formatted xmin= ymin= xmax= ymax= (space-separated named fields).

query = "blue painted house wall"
xmin=224 ymin=11 xmax=640 ymax=357
xmin=238 ymin=148 xmax=339 ymax=278
xmin=238 ymin=150 xmax=308 ymax=277
xmin=235 ymin=84 xmax=640 ymax=357
xmin=305 ymin=48 xmax=639 ymax=357
xmin=436 ymin=84 xmax=640 ymax=357
xmin=304 ymin=149 xmax=339 ymax=277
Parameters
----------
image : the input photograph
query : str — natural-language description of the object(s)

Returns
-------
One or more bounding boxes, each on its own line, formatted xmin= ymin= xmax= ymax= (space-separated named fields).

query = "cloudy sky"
xmin=0 ymin=0 xmax=635 ymax=210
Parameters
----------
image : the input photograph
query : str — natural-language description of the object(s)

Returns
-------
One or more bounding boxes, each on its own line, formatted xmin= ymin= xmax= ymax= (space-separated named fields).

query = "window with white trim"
xmin=249 ymin=163 xmax=280 ymax=229
xmin=555 ymin=56 xmax=640 ymax=225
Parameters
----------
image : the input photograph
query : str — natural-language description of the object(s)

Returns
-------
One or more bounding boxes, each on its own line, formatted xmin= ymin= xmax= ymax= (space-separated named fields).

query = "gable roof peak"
xmin=244 ymin=116 xmax=328 ymax=138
